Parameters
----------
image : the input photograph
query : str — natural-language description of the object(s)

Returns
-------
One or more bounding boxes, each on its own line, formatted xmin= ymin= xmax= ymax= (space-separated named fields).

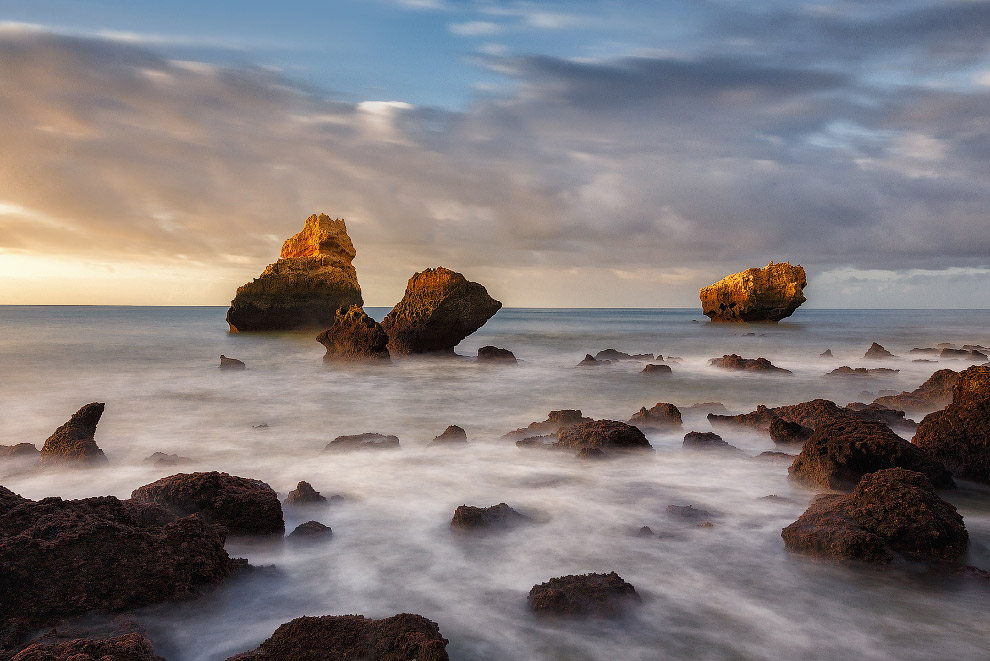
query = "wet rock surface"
xmin=554 ymin=420 xmax=653 ymax=452
xmin=709 ymin=354 xmax=792 ymax=373
xmin=316 ymin=305 xmax=390 ymax=362
xmin=641 ymin=363 xmax=672 ymax=375
xmin=324 ymin=433 xmax=401 ymax=453
xmin=768 ymin=418 xmax=813 ymax=445
xmin=711 ymin=399 xmax=916 ymax=433
xmin=873 ymin=369 xmax=958 ymax=413
xmin=11 ymin=633 xmax=166 ymax=661
xmin=288 ymin=521 xmax=332 ymax=540
xmin=682 ymin=431 xmax=741 ymax=453
xmin=503 ymin=410 xmax=592 ymax=440
xmin=38 ymin=403 xmax=109 ymax=469
xmin=427 ymin=425 xmax=468 ymax=447
xmin=628 ymin=402 xmax=682 ymax=429
xmin=450 ymin=503 xmax=527 ymax=530
xmin=285 ymin=481 xmax=327 ymax=505
xmin=477 ymin=346 xmax=516 ymax=363
xmin=527 ymin=572 xmax=640 ymax=617
xmin=700 ymin=262 xmax=807 ymax=322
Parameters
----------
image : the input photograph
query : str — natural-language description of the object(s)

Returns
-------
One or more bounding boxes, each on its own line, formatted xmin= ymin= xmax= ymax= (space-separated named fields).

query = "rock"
xmin=11 ymin=633 xmax=165 ymax=661
xmin=788 ymin=420 xmax=954 ymax=491
xmin=477 ymin=346 xmax=516 ymax=363
xmin=708 ymin=405 xmax=777 ymax=431
xmin=427 ymin=425 xmax=467 ymax=447
xmin=756 ymin=451 xmax=797 ymax=463
xmin=287 ymin=521 xmax=332 ymax=540
xmin=450 ymin=503 xmax=526 ymax=530
xmin=594 ymin=349 xmax=654 ymax=361
xmin=130 ymin=472 xmax=285 ymax=536
xmin=826 ymin=366 xmax=899 ymax=376
xmin=219 ymin=355 xmax=246 ymax=370
xmin=940 ymin=348 xmax=988 ymax=360
xmin=323 ymin=433 xmax=400 ymax=453
xmin=781 ymin=468 xmax=968 ymax=564
xmin=864 ymin=342 xmax=896 ymax=359
xmin=700 ymin=262 xmax=806 ymax=322
xmin=38 ymin=403 xmax=109 ymax=469
xmin=144 ymin=452 xmax=193 ymax=467
xmin=712 ymin=399 xmax=916 ymax=433
xmin=641 ymin=363 xmax=672 ymax=375
xmin=577 ymin=447 xmax=607 ymax=460
xmin=708 ymin=354 xmax=792 ymax=374
xmin=315 ymin=305 xmax=390 ymax=362
xmin=515 ymin=435 xmax=555 ymax=449
xmin=682 ymin=431 xmax=741 ymax=453
xmin=226 ymin=214 xmax=364 ymax=332
xmin=910 ymin=348 xmax=939 ymax=355
xmin=628 ymin=403 xmax=682 ymax=429
xmin=913 ymin=365 xmax=990 ymax=483
xmin=284 ymin=481 xmax=327 ymax=506
xmin=768 ymin=418 xmax=813 ymax=445
xmin=683 ymin=402 xmax=730 ymax=415
xmin=527 ymin=572 xmax=639 ymax=617
xmin=636 ymin=526 xmax=655 ymax=537
xmin=665 ymin=356 xmax=683 ymax=363
xmin=0 ymin=443 xmax=39 ymax=459
xmin=503 ymin=410 xmax=592 ymax=440
xmin=874 ymin=369 xmax=959 ymax=413
xmin=821 ymin=349 xmax=833 ymax=358
xmin=0 ymin=492 xmax=240 ymax=650
xmin=225 ymin=613 xmax=449 ymax=660
xmin=554 ymin=420 xmax=653 ymax=452
xmin=577 ymin=354 xmax=609 ymax=366
xmin=666 ymin=504 xmax=712 ymax=520
xmin=380 ymin=267 xmax=501 ymax=355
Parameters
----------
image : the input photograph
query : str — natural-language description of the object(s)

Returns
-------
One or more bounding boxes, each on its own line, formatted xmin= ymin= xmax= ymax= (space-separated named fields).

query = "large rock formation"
xmin=913 ymin=365 xmax=990 ymax=483
xmin=315 ymin=305 xmax=390 ymax=362
xmin=874 ymin=369 xmax=959 ymax=413
xmin=226 ymin=214 xmax=363 ymax=332
xmin=380 ymin=267 xmax=501 ymax=354
xmin=38 ymin=403 xmax=109 ymax=469
xmin=700 ymin=262 xmax=807 ymax=322
xmin=527 ymin=572 xmax=640 ymax=617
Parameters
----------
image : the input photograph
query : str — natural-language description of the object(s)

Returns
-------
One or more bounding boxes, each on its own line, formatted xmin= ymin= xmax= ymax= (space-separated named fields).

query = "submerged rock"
xmin=450 ymin=503 xmax=526 ymax=530
xmin=219 ymin=355 xmax=246 ymax=370
xmin=826 ymin=366 xmax=899 ymax=376
xmin=38 ymin=403 xmax=109 ymax=469
xmin=555 ymin=420 xmax=653 ymax=452
xmin=323 ymin=433 xmax=400 ymax=453
xmin=477 ymin=346 xmax=516 ymax=363
xmin=709 ymin=354 xmax=792 ymax=374
xmin=628 ymin=403 xmax=682 ymax=429
xmin=864 ymin=342 xmax=896 ymax=359
xmin=0 ymin=443 xmax=39 ymax=459
xmin=130 ymin=472 xmax=285 ymax=536
xmin=427 ymin=425 xmax=468 ymax=447
xmin=641 ymin=363 xmax=672 ymax=375
xmin=873 ymin=369 xmax=958 ymax=413
xmin=708 ymin=405 xmax=777 ymax=431
xmin=503 ymin=410 xmax=592 ymax=440
xmin=577 ymin=354 xmax=609 ymax=366
xmin=940 ymin=348 xmax=988 ymax=360
xmin=380 ymin=267 xmax=501 ymax=355
xmin=315 ymin=305 xmax=390 ymax=362
xmin=712 ymin=399 xmax=916 ymax=433
xmin=768 ymin=418 xmax=813 ymax=445
xmin=225 ymin=613 xmax=449 ymax=660
xmin=144 ymin=452 xmax=193 ymax=467
xmin=226 ymin=214 xmax=364 ymax=332
xmin=284 ymin=481 xmax=328 ymax=506
xmin=666 ymin=504 xmax=713 ymax=521
xmin=682 ymin=431 xmax=741 ymax=453
xmin=594 ymin=349 xmax=654 ymax=361
xmin=527 ymin=572 xmax=639 ymax=617
xmin=821 ymin=349 xmax=833 ymax=358
xmin=700 ymin=261 xmax=807 ymax=322
xmin=287 ymin=521 xmax=332 ymax=540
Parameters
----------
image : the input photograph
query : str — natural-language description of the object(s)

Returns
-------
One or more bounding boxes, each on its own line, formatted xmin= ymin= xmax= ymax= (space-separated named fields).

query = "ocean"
xmin=1 ymin=306 xmax=989 ymax=660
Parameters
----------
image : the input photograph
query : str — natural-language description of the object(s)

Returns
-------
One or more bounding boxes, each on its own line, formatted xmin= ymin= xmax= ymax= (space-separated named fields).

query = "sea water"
xmin=1 ymin=306 xmax=988 ymax=660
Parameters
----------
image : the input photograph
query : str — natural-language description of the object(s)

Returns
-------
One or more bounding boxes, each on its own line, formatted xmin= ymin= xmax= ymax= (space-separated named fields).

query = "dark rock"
xmin=665 ymin=356 xmax=683 ymax=363
xmin=0 ymin=444 xmax=39 ymax=459
xmin=555 ymin=420 xmax=653 ymax=452
xmin=769 ymin=418 xmax=813 ymax=445
xmin=130 ymin=472 xmax=285 ymax=536
xmin=781 ymin=468 xmax=967 ymax=564
xmin=323 ymin=433 xmax=400 ymax=453
xmin=771 ymin=398 xmax=914 ymax=431
xmin=708 ymin=405 xmax=777 ymax=431
xmin=477 ymin=346 xmax=516 ymax=363
xmin=910 ymin=348 xmax=939 ymax=355
xmin=450 ymin=503 xmax=526 ymax=530
xmin=666 ymin=505 xmax=712 ymax=520
xmin=144 ymin=452 xmax=193 ymax=467
xmin=683 ymin=402 xmax=729 ymax=415
xmin=826 ymin=366 xmax=899 ymax=376
xmin=940 ymin=348 xmax=988 ymax=360
xmin=913 ymin=365 xmax=990 ymax=483
xmin=756 ymin=451 xmax=797 ymax=463
xmin=219 ymin=355 xmax=246 ymax=370
xmin=10 ymin=633 xmax=166 ymax=661
xmin=864 ymin=342 xmax=896 ymax=359
xmin=287 ymin=521 xmax=332 ymax=540
xmin=226 ymin=214 xmax=364 ymax=332
xmin=0 ymin=486 xmax=28 ymax=512
xmin=380 ymin=267 xmax=501 ymax=355
xmin=636 ymin=526 xmax=655 ymax=537
xmin=682 ymin=431 xmax=741 ymax=453
xmin=628 ymin=403 xmax=682 ymax=429
xmin=577 ymin=447 xmax=607 ymax=460
xmin=503 ymin=410 xmax=592 ymax=440
xmin=515 ymin=435 xmax=555 ymax=449
xmin=641 ymin=363 xmax=672 ymax=375
xmin=913 ymin=359 xmax=937 ymax=363
xmin=285 ymin=481 xmax=328 ymax=505
xmin=577 ymin=354 xmax=609 ymax=366
xmin=709 ymin=354 xmax=792 ymax=374
xmin=594 ymin=349 xmax=654 ymax=361
xmin=700 ymin=262 xmax=807 ymax=322
xmin=527 ymin=572 xmax=639 ymax=617
xmin=788 ymin=420 xmax=954 ymax=491
xmin=225 ymin=613 xmax=449 ymax=660
xmin=427 ymin=425 xmax=467 ymax=447
xmin=821 ymin=349 xmax=833 ymax=358
xmin=38 ymin=403 xmax=108 ymax=469
xmin=315 ymin=305 xmax=390 ymax=362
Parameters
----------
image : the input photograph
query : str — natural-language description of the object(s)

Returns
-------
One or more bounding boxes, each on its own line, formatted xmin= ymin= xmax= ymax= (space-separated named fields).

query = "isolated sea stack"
xmin=700 ymin=262 xmax=807 ymax=322
xmin=381 ymin=267 xmax=502 ymax=354
xmin=226 ymin=214 xmax=363 ymax=332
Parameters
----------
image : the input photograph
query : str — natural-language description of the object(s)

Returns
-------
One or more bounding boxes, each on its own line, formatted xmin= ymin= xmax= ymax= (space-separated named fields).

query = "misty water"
xmin=2 ymin=306 xmax=989 ymax=660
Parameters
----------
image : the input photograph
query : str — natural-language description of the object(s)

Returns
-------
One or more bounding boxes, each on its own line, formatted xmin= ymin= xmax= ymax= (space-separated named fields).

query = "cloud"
xmin=448 ymin=21 xmax=501 ymax=37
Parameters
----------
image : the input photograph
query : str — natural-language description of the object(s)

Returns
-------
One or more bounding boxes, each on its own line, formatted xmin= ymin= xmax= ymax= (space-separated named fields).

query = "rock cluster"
xmin=700 ymin=262 xmax=807 ymax=322
xmin=826 ymin=366 xmax=899 ymax=376
xmin=0 ymin=443 xmax=38 ymax=459
xmin=527 ymin=572 xmax=639 ymax=617
xmin=628 ymin=403 xmax=682 ymax=429
xmin=709 ymin=399 xmax=915 ymax=433
xmin=316 ymin=305 xmax=390 ymax=362
xmin=594 ymin=349 xmax=654 ymax=361
xmin=38 ymin=402 xmax=109 ymax=469
xmin=641 ymin=363 xmax=672 ymax=375
xmin=10 ymin=633 xmax=165 ymax=661
xmin=709 ymin=354 xmax=792 ymax=374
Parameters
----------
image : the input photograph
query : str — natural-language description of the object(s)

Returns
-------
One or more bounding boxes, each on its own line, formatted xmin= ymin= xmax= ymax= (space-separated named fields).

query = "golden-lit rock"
xmin=700 ymin=262 xmax=807 ymax=322
xmin=315 ymin=305 xmax=390 ymax=362
xmin=226 ymin=214 xmax=363 ymax=332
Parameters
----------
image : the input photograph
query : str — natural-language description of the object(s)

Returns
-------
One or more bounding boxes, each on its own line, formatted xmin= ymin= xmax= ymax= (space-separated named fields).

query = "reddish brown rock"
xmin=0 ymin=444 xmax=39 ymax=459
xmin=316 ymin=305 xmax=390 ymax=362
xmin=712 ymin=399 xmax=915 ymax=433
xmin=219 ymin=355 xmax=246 ymax=370
xmin=287 ymin=521 xmax=332 ymax=541
xmin=709 ymin=354 xmax=792 ymax=374
xmin=700 ymin=262 xmax=807 ymax=322
xmin=940 ymin=348 xmax=988 ymax=360
xmin=577 ymin=354 xmax=609 ymax=366
xmin=477 ymin=346 xmax=516 ymax=363
xmin=323 ymin=433 xmax=400 ymax=453
xmin=826 ymin=366 xmax=899 ymax=376
xmin=427 ymin=426 xmax=467 ymax=447
xmin=757 ymin=451 xmax=797 ymax=463
xmin=641 ymin=364 xmax=672 ymax=375
xmin=628 ymin=403 xmax=682 ymax=429
xmin=874 ymin=369 xmax=958 ymax=413
xmin=769 ymin=418 xmax=812 ymax=445
xmin=226 ymin=214 xmax=364 ymax=332
xmin=130 ymin=472 xmax=285 ymax=536
xmin=503 ymin=410 xmax=592 ymax=440
xmin=781 ymin=468 xmax=967 ymax=564
xmin=594 ymin=349 xmax=654 ymax=361
xmin=554 ymin=420 xmax=653 ymax=452
xmin=285 ymin=481 xmax=327 ymax=506
xmin=37 ymin=403 xmax=109 ymax=469
xmin=864 ymin=342 xmax=896 ymax=359
xmin=380 ymin=267 xmax=501 ymax=355
xmin=11 ymin=633 xmax=165 ymax=661
xmin=527 ymin=572 xmax=639 ymax=617
xmin=913 ymin=365 xmax=990 ymax=483
xmin=450 ymin=503 xmax=526 ymax=530
xmin=788 ymin=420 xmax=954 ymax=491
xmin=708 ymin=405 xmax=777 ymax=431
xmin=225 ymin=613 xmax=449 ymax=660
xmin=682 ymin=431 xmax=741 ymax=453
xmin=577 ymin=447 xmax=607 ymax=460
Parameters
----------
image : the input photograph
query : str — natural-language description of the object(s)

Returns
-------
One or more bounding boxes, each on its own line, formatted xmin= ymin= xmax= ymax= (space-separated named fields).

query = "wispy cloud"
xmin=448 ymin=21 xmax=501 ymax=37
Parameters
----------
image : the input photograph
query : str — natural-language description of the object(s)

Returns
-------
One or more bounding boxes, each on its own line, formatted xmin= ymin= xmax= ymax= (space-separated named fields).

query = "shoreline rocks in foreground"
xmin=700 ymin=261 xmax=807 ymax=323
xmin=38 ymin=402 xmax=109 ymax=469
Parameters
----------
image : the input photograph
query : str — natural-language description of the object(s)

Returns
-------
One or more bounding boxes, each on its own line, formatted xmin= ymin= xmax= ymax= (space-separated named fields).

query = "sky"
xmin=1 ymin=0 xmax=989 ymax=308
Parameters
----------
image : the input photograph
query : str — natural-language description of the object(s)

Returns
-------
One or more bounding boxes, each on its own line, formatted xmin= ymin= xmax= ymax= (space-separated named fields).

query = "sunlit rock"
xmin=700 ymin=262 xmax=806 ymax=322
xmin=316 ymin=305 xmax=390 ymax=362
xmin=38 ymin=402 xmax=109 ymax=469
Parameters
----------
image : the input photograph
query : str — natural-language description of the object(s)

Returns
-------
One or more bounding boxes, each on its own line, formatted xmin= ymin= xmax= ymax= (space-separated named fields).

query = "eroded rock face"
xmin=316 ymin=305 xmax=390 ymax=362
xmin=788 ymin=420 xmax=954 ymax=491
xmin=527 ymin=572 xmax=639 ymax=617
xmin=874 ymin=369 xmax=958 ymax=413
xmin=628 ymin=403 xmax=682 ymax=429
xmin=709 ymin=355 xmax=792 ymax=374
xmin=913 ymin=365 xmax=990 ymax=483
xmin=450 ymin=503 xmax=526 ymax=530
xmin=380 ymin=267 xmax=501 ymax=355
xmin=38 ymin=403 xmax=109 ymax=469
xmin=781 ymin=468 xmax=967 ymax=564
xmin=225 ymin=613 xmax=450 ymax=661
xmin=769 ymin=418 xmax=813 ymax=445
xmin=130 ymin=472 xmax=285 ymax=536
xmin=555 ymin=420 xmax=653 ymax=452
xmin=226 ymin=214 xmax=363 ymax=332
xmin=700 ymin=262 xmax=807 ymax=322
xmin=323 ymin=433 xmax=400 ymax=453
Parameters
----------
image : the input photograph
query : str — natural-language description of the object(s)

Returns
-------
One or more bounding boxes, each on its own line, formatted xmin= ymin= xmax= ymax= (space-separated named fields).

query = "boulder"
xmin=628 ymin=403 xmax=682 ymax=429
xmin=700 ymin=262 xmax=807 ymax=322
xmin=287 ymin=521 xmax=332 ymax=541
xmin=682 ymin=431 xmax=741 ymax=453
xmin=380 ymin=267 xmax=501 ymax=355
xmin=873 ymin=369 xmax=958 ymax=413
xmin=315 ymin=305 xmax=390 ymax=362
xmin=226 ymin=214 xmax=364 ymax=332
xmin=913 ymin=365 xmax=990 ymax=483
xmin=768 ymin=417 xmax=813 ymax=445
xmin=554 ymin=420 xmax=653 ymax=452
xmin=130 ymin=472 xmax=285 ymax=536
xmin=788 ymin=420 xmax=954 ymax=491
xmin=594 ymin=349 xmax=654 ymax=361
xmin=323 ymin=433 xmax=400 ymax=453
xmin=219 ymin=355 xmax=246 ymax=370
xmin=225 ymin=613 xmax=449 ymax=660
xmin=11 ymin=633 xmax=165 ymax=661
xmin=477 ymin=346 xmax=516 ymax=363
xmin=864 ymin=342 xmax=896 ymax=359
xmin=38 ymin=403 xmax=109 ymax=469
xmin=641 ymin=364 xmax=672 ymax=375
xmin=427 ymin=425 xmax=467 ymax=448
xmin=527 ymin=572 xmax=639 ymax=617
xmin=781 ymin=468 xmax=967 ymax=564
xmin=0 ymin=444 xmax=39 ymax=459
xmin=577 ymin=354 xmax=609 ymax=366
xmin=708 ymin=355 xmax=792 ymax=374
xmin=503 ymin=410 xmax=592 ymax=440
xmin=450 ymin=503 xmax=526 ymax=530
xmin=284 ymin=481 xmax=327 ymax=506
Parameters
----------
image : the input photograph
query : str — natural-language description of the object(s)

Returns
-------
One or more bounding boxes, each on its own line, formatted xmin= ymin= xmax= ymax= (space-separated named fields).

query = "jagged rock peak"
xmin=700 ymin=261 xmax=807 ymax=323
xmin=279 ymin=213 xmax=356 ymax=260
